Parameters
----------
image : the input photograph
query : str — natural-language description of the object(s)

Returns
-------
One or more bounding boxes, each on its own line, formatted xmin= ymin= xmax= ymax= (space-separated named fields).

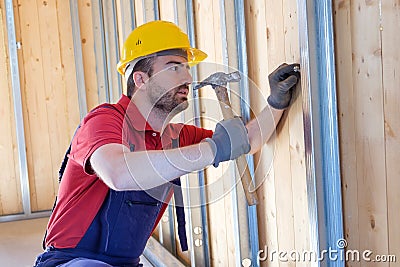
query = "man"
xmin=34 ymin=20 xmax=300 ymax=267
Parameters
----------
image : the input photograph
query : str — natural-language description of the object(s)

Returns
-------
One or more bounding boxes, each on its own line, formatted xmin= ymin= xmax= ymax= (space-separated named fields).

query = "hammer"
xmin=194 ymin=71 xmax=258 ymax=206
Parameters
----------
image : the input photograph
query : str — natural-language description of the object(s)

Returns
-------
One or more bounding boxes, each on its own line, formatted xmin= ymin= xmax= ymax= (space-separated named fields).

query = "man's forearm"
xmin=246 ymin=104 xmax=284 ymax=154
xmin=91 ymin=141 xmax=215 ymax=191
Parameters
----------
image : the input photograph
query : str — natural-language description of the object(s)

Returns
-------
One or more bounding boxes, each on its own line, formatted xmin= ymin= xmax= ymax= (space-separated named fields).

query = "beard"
xmin=147 ymin=83 xmax=189 ymax=115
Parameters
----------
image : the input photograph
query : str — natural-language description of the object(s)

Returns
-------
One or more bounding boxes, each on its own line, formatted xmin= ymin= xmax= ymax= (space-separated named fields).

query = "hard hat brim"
xmin=118 ymin=47 xmax=207 ymax=75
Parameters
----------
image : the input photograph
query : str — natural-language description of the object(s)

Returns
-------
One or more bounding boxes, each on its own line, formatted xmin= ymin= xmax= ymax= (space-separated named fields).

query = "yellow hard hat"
xmin=117 ymin=20 xmax=207 ymax=75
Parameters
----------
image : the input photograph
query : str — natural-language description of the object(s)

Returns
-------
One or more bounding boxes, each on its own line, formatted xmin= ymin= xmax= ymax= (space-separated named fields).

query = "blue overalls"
xmin=34 ymin=103 xmax=188 ymax=266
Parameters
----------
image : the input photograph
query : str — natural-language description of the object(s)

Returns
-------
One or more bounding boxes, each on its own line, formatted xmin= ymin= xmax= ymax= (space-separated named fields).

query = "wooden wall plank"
xmin=35 ymin=0 xmax=69 ymax=210
xmin=90 ymin=0 xmax=109 ymax=104
xmin=17 ymin=0 xmax=52 ymax=211
xmin=333 ymin=1 xmax=361 ymax=266
xmin=244 ymin=2 xmax=280 ymax=266
xmin=143 ymin=0 xmax=157 ymax=22
xmin=282 ymin=1 xmax=309 ymax=266
xmin=56 ymin=0 xmax=80 ymax=136
xmin=116 ymin=0 xmax=135 ymax=42
xmin=351 ymin=0 xmax=389 ymax=263
xmin=0 ymin=1 xmax=23 ymax=215
xmin=159 ymin=0 xmax=176 ymax=23
xmin=381 ymin=0 xmax=400 ymax=263
xmin=265 ymin=1 xmax=296 ymax=266
xmin=134 ymin=0 xmax=145 ymax=26
xmin=175 ymin=0 xmax=187 ymax=29
xmin=115 ymin=0 xmax=135 ymax=96
xmin=245 ymin=1 xmax=307 ymax=266
xmin=221 ymin=2 xmax=252 ymax=266
xmin=102 ymin=0 xmax=121 ymax=103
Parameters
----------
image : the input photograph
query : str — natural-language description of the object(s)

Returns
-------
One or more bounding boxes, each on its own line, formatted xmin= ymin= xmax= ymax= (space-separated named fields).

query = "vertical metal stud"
xmin=5 ymin=0 xmax=31 ymax=217
xmin=70 ymin=0 xmax=88 ymax=117
xmin=185 ymin=1 xmax=211 ymax=266
xmin=131 ymin=0 xmax=136 ymax=29
xmin=219 ymin=0 xmax=260 ymax=265
xmin=92 ymin=0 xmax=110 ymax=103
xmin=218 ymin=1 xmax=243 ymax=265
xmin=141 ymin=0 xmax=146 ymax=22
xmin=297 ymin=0 xmax=344 ymax=266
xmin=119 ymin=0 xmax=136 ymax=41
xmin=233 ymin=0 xmax=260 ymax=263
xmin=153 ymin=0 xmax=159 ymax=20
xmin=102 ymin=0 xmax=122 ymax=103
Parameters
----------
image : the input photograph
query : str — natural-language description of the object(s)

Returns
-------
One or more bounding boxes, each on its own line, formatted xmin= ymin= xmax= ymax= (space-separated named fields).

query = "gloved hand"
xmin=205 ymin=117 xmax=251 ymax=167
xmin=267 ymin=63 xmax=301 ymax=109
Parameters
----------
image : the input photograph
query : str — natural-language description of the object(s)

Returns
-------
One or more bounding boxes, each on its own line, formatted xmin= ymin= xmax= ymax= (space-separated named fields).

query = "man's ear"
xmin=132 ymin=71 xmax=148 ymax=88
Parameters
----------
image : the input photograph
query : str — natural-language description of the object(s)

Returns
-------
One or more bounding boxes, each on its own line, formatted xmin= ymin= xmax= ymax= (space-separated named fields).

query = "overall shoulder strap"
xmin=171 ymin=137 xmax=188 ymax=251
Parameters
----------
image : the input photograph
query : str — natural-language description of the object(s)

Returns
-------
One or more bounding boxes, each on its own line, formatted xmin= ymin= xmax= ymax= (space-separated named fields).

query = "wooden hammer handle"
xmin=214 ymin=86 xmax=258 ymax=206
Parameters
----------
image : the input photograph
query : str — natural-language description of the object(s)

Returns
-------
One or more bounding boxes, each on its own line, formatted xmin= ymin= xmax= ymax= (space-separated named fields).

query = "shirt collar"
xmin=118 ymin=95 xmax=181 ymax=139
xmin=118 ymin=95 xmax=153 ymax=131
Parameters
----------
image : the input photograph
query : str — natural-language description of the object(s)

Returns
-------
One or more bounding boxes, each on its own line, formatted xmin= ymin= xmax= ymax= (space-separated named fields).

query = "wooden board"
xmin=244 ymin=2 xmax=280 ymax=266
xmin=134 ymin=0 xmax=145 ymax=26
xmin=56 ymin=0 xmax=80 ymax=135
xmin=283 ymin=1 xmax=309 ymax=266
xmin=159 ymin=0 xmax=176 ymax=23
xmin=351 ymin=0 xmax=389 ymax=263
xmin=78 ymin=0 xmax=100 ymax=110
xmin=265 ymin=1 xmax=296 ymax=266
xmin=102 ymin=0 xmax=121 ymax=103
xmin=17 ymin=0 xmax=55 ymax=211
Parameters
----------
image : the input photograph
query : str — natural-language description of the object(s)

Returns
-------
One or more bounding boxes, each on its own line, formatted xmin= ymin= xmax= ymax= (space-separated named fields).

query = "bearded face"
xmin=147 ymin=78 xmax=190 ymax=114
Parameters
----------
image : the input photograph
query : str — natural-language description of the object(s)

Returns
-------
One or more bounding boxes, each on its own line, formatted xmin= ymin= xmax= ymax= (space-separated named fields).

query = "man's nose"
xmin=182 ymin=68 xmax=193 ymax=84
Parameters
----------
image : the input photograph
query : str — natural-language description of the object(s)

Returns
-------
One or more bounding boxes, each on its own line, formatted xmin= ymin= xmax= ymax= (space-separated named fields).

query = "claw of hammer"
xmin=193 ymin=71 xmax=241 ymax=90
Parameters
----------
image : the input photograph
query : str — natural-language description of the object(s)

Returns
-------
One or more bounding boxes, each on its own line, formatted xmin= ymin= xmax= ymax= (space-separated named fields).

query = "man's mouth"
xmin=176 ymin=85 xmax=189 ymax=97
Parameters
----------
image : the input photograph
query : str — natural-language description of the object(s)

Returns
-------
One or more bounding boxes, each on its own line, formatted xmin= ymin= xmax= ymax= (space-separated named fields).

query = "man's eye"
xmin=170 ymin=65 xmax=179 ymax=71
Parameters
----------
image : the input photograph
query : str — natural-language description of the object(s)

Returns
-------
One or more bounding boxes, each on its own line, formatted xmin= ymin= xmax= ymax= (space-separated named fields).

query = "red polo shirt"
xmin=45 ymin=95 xmax=213 ymax=249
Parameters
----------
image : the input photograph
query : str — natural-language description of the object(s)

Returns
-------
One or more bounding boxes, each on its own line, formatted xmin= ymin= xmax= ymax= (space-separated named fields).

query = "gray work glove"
xmin=205 ymin=117 xmax=251 ymax=168
xmin=267 ymin=63 xmax=301 ymax=109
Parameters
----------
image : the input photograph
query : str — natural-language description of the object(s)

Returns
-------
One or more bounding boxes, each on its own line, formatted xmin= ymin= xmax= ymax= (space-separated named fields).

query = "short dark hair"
xmin=126 ymin=57 xmax=156 ymax=98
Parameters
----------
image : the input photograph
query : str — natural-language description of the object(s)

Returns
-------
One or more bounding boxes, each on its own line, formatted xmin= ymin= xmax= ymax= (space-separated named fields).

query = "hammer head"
xmin=193 ymin=71 xmax=241 ymax=90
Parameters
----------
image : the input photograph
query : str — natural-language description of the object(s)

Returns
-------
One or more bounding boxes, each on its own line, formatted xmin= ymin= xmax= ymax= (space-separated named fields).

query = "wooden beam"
xmin=77 ymin=0 xmax=99 ymax=110
xmin=351 ymin=0 xmax=388 ymax=260
xmin=244 ymin=2 xmax=280 ymax=266
xmin=265 ymin=1 xmax=296 ymax=266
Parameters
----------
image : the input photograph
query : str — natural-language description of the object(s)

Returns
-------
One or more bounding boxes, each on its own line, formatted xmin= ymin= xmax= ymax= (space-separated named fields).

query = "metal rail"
xmin=70 ymin=0 xmax=88 ymax=118
xmin=297 ymin=0 xmax=344 ymax=266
